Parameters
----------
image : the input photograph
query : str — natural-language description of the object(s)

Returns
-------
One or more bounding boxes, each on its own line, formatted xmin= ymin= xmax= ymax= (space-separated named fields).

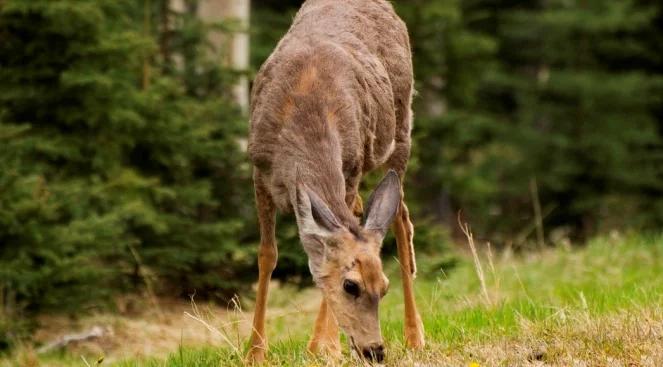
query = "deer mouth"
xmin=349 ymin=336 xmax=386 ymax=364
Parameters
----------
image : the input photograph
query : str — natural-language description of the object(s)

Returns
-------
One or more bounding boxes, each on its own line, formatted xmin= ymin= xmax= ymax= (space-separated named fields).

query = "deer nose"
xmin=361 ymin=343 xmax=385 ymax=363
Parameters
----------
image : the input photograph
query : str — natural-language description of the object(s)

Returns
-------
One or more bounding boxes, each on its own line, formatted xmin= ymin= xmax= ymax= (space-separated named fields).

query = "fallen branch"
xmin=36 ymin=325 xmax=108 ymax=354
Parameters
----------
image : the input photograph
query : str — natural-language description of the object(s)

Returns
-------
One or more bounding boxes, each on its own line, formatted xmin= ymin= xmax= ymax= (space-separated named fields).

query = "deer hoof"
xmin=307 ymin=338 xmax=342 ymax=358
xmin=405 ymin=323 xmax=425 ymax=349
xmin=246 ymin=346 xmax=267 ymax=365
xmin=405 ymin=334 xmax=425 ymax=349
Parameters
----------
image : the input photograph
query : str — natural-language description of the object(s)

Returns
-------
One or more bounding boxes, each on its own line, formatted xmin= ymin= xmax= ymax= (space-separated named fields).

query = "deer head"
xmin=295 ymin=170 xmax=401 ymax=362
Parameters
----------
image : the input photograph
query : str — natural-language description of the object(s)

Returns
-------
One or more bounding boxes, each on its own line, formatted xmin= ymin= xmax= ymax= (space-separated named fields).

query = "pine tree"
xmin=0 ymin=0 xmax=252 ymax=347
xmin=395 ymin=0 xmax=507 ymax=238
xmin=397 ymin=0 xmax=663 ymax=242
xmin=492 ymin=0 xmax=663 ymax=237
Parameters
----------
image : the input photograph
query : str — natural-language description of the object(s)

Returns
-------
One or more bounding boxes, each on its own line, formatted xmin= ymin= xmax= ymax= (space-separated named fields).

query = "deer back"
xmin=248 ymin=0 xmax=413 ymax=214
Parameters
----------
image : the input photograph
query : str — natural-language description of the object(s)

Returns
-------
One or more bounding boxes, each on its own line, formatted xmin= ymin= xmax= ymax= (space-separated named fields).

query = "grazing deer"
xmin=246 ymin=0 xmax=424 ymax=363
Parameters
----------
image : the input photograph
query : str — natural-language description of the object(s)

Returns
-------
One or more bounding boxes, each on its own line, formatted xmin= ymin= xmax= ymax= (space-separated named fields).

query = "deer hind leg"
xmin=352 ymin=192 xmax=363 ymax=218
xmin=392 ymin=197 xmax=425 ymax=348
xmin=387 ymin=129 xmax=425 ymax=349
xmin=307 ymin=296 xmax=341 ymax=357
xmin=246 ymin=173 xmax=278 ymax=364
xmin=343 ymin=174 xmax=363 ymax=219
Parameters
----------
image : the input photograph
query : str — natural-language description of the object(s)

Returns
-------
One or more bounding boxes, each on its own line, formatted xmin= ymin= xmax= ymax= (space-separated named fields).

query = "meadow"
xmin=3 ymin=2 xmax=663 ymax=366
xmin=6 ymin=232 xmax=662 ymax=366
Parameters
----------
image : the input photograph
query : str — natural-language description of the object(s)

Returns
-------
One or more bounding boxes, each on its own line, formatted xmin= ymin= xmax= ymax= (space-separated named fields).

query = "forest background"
xmin=1 ymin=0 xmax=662 ymax=352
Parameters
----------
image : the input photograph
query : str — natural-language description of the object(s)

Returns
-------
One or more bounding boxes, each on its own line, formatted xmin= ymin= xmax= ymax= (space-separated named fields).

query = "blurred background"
xmin=1 ymin=0 xmax=662 ymax=352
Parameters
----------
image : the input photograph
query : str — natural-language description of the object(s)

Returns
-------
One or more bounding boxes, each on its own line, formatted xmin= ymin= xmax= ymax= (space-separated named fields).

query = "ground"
xmin=3 ymin=233 xmax=662 ymax=366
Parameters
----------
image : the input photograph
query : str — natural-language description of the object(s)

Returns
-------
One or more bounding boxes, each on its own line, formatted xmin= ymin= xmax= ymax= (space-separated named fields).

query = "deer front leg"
xmin=392 ymin=199 xmax=425 ymax=349
xmin=307 ymin=296 xmax=341 ymax=357
xmin=247 ymin=176 xmax=278 ymax=364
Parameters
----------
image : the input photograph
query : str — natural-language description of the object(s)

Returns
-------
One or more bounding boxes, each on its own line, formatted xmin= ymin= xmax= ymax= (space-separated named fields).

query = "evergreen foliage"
xmin=393 ymin=0 xmax=663 ymax=241
xmin=0 ymin=0 xmax=251 ymax=347
xmin=492 ymin=0 xmax=663 ymax=235
xmin=1 ymin=0 xmax=663 ymax=352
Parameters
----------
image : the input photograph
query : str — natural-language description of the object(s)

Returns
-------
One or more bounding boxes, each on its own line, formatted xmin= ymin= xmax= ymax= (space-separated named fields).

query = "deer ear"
xmin=363 ymin=170 xmax=401 ymax=239
xmin=295 ymin=184 xmax=343 ymax=238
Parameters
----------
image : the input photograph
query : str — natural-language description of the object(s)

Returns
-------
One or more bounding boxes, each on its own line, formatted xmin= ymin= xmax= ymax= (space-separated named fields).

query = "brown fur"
xmin=246 ymin=0 xmax=423 ymax=363
xmin=248 ymin=0 xmax=412 ymax=215
xmin=307 ymin=297 xmax=341 ymax=356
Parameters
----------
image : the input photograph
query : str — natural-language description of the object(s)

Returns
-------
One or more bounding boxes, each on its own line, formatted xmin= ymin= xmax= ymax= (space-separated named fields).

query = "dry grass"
xmin=399 ymin=309 xmax=663 ymax=366
xmin=3 ymin=232 xmax=663 ymax=366
xmin=1 ymin=285 xmax=324 ymax=367
xmin=4 ymin=300 xmax=244 ymax=366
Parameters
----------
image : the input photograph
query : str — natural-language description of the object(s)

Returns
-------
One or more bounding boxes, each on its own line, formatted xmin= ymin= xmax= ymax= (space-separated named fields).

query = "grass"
xmin=4 ymin=232 xmax=663 ymax=366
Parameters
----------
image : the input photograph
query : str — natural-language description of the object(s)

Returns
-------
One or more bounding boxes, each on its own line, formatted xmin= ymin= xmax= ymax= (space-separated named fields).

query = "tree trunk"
xmin=197 ymin=0 xmax=251 ymax=113
xmin=167 ymin=0 xmax=250 ymax=112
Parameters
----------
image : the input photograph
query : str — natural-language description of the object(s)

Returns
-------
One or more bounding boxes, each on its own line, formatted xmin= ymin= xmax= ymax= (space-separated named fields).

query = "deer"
xmin=246 ymin=0 xmax=424 ymax=363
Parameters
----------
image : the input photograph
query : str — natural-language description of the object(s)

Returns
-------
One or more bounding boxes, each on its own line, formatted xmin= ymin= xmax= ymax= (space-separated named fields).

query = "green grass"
xmin=5 ymin=232 xmax=663 ymax=366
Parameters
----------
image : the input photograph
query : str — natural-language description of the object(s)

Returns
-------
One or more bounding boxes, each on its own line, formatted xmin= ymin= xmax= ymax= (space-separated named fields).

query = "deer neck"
xmin=290 ymin=147 xmax=356 ymax=229
xmin=282 ymin=98 xmax=357 ymax=230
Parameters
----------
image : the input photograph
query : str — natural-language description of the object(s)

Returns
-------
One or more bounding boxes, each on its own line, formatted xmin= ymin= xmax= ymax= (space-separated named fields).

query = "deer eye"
xmin=343 ymin=279 xmax=360 ymax=298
